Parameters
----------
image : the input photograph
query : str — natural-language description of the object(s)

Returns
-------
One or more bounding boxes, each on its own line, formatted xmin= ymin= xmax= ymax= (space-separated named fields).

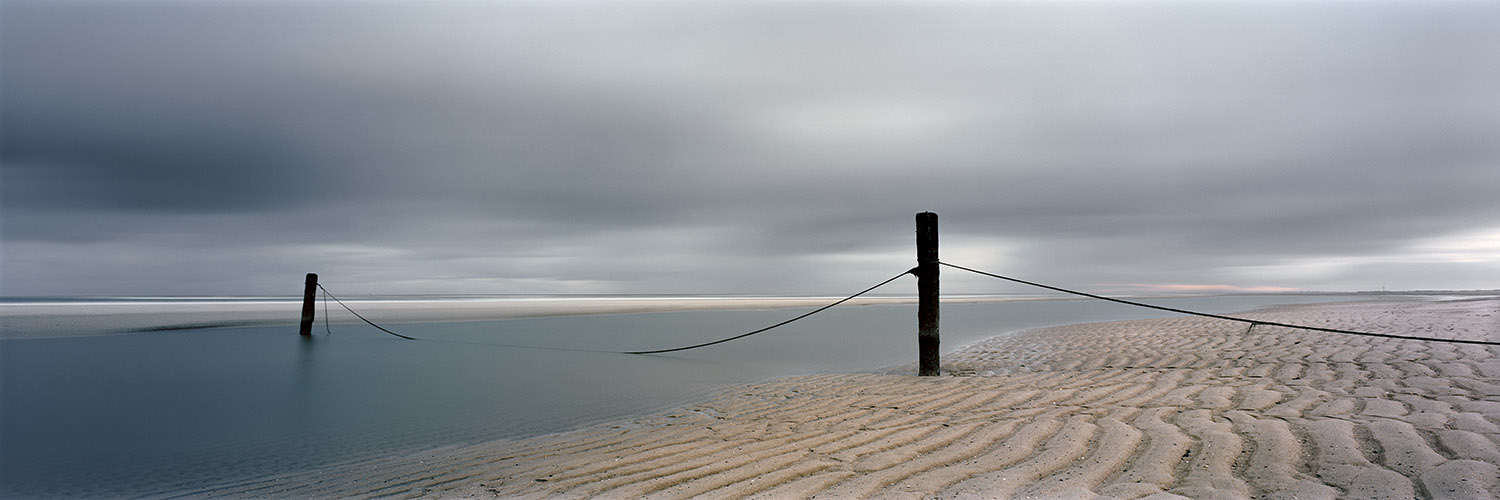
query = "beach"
xmin=186 ymin=297 xmax=1498 ymax=499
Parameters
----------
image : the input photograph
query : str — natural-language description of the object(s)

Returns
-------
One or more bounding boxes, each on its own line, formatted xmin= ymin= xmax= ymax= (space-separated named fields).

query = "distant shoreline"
xmin=5 ymin=291 xmax=1495 ymax=339
xmin=0 ymin=295 xmax=926 ymax=339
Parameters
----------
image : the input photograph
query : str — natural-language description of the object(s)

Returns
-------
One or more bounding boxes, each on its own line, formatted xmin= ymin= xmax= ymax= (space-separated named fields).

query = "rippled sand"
xmin=194 ymin=298 xmax=1498 ymax=499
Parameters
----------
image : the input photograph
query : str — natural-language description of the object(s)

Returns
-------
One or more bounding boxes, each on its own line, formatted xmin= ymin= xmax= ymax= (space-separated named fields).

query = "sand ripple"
xmin=187 ymin=299 xmax=1498 ymax=499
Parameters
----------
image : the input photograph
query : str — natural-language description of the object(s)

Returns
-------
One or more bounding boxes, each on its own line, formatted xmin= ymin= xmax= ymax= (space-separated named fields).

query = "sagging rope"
xmin=318 ymin=284 xmax=418 ymax=340
xmin=623 ymin=269 xmax=913 ymax=354
xmin=940 ymin=261 xmax=1500 ymax=347
xmin=323 ymin=287 xmax=333 ymax=336
xmin=314 ymin=269 xmax=914 ymax=353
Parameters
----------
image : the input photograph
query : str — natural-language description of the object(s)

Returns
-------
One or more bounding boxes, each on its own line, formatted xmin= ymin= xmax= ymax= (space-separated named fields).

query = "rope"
xmin=622 ymin=269 xmax=914 ymax=355
xmin=940 ymin=262 xmax=1500 ymax=346
xmin=322 ymin=287 xmax=333 ymax=336
xmin=317 ymin=284 xmax=419 ymax=340
xmin=313 ymin=270 xmax=913 ymax=353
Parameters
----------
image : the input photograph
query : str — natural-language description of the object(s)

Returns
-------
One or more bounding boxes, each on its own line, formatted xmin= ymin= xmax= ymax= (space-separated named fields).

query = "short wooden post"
xmin=299 ymin=273 xmax=318 ymax=337
xmin=916 ymin=212 xmax=940 ymax=376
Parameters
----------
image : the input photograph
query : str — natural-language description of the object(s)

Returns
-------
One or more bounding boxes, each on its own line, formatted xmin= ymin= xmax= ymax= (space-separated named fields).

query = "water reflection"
xmin=293 ymin=335 xmax=321 ymax=426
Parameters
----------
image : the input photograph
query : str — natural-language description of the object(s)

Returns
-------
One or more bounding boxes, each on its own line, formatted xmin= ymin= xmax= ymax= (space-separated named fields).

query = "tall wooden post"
xmin=916 ymin=212 xmax=940 ymax=376
xmin=299 ymin=273 xmax=318 ymax=337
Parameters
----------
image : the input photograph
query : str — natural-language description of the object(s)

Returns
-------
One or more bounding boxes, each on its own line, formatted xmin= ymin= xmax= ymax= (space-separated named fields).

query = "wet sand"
xmin=186 ymin=298 xmax=1497 ymax=499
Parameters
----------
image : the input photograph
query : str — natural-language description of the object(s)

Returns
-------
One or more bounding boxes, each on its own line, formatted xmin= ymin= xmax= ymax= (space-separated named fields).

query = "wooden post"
xmin=299 ymin=273 xmax=318 ymax=337
xmin=916 ymin=212 xmax=940 ymax=376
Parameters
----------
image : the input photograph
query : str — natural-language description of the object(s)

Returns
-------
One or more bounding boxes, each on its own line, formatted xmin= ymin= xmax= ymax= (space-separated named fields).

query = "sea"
xmin=0 ymin=293 xmax=1387 ymax=498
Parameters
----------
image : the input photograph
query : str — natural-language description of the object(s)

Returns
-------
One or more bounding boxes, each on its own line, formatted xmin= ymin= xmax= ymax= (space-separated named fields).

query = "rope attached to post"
xmin=623 ymin=269 xmax=914 ymax=354
xmin=323 ymin=287 xmax=333 ymax=336
xmin=314 ymin=270 xmax=914 ymax=353
xmin=940 ymin=261 xmax=1500 ymax=347
xmin=317 ymin=284 xmax=419 ymax=340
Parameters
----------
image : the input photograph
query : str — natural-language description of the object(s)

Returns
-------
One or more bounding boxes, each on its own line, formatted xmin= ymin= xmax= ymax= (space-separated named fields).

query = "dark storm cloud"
xmin=3 ymin=0 xmax=1498 ymax=296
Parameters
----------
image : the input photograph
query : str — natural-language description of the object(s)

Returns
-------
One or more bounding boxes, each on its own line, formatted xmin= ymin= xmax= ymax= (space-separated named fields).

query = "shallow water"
xmin=0 ymin=294 xmax=1382 ymax=498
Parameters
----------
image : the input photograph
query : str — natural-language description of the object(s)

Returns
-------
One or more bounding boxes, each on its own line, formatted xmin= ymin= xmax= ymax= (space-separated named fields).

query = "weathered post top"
xmin=916 ymin=212 xmax=940 ymax=376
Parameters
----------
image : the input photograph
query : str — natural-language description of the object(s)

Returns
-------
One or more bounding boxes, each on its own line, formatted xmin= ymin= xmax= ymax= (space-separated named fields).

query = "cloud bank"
xmin=4 ymin=1 xmax=1498 ymax=296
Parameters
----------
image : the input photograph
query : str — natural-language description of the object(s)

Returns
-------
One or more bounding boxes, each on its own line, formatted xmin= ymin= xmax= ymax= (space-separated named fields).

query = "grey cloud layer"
xmin=3 ymin=1 xmax=1498 ymax=295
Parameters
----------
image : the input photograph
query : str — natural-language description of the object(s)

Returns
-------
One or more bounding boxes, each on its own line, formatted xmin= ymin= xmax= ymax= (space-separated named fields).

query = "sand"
xmin=183 ymin=298 xmax=1497 ymax=499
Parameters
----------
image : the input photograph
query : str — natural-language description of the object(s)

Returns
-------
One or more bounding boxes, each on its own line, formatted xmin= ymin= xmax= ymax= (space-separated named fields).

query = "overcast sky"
xmin=3 ymin=0 xmax=1498 ymax=297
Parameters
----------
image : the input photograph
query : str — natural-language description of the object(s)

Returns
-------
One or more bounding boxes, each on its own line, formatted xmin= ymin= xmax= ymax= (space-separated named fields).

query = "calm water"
xmin=0 ymin=294 xmax=1377 ymax=498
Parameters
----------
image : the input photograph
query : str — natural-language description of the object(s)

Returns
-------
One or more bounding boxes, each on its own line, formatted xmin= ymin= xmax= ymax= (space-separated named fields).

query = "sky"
xmin=3 ymin=0 xmax=1498 ymax=297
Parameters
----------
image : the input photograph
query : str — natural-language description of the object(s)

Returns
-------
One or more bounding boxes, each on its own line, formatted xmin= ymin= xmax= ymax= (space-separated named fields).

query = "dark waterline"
xmin=1 ymin=294 xmax=1385 ymax=498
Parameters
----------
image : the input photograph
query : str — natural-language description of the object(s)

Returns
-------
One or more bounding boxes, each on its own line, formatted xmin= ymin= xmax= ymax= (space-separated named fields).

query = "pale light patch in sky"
xmin=1227 ymin=229 xmax=1500 ymax=292
xmin=1399 ymin=227 xmax=1500 ymax=264
xmin=1272 ymin=228 xmax=1500 ymax=272
xmin=935 ymin=235 xmax=1029 ymax=292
